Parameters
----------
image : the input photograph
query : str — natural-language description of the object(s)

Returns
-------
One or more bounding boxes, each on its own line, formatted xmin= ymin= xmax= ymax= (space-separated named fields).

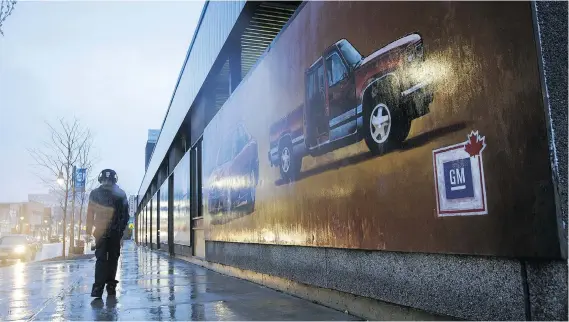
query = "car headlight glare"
xmin=14 ymin=245 xmax=26 ymax=254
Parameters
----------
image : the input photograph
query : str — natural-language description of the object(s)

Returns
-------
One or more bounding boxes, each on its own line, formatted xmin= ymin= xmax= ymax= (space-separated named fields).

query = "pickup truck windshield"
xmin=338 ymin=40 xmax=362 ymax=68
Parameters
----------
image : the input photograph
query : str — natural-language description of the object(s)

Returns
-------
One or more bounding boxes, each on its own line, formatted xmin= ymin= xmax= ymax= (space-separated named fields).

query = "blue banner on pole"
xmin=75 ymin=168 xmax=86 ymax=193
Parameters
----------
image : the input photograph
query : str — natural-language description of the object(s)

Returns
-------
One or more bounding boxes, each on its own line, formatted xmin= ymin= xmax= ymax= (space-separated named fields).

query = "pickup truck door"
xmin=325 ymin=49 xmax=357 ymax=141
xmin=305 ymin=60 xmax=329 ymax=148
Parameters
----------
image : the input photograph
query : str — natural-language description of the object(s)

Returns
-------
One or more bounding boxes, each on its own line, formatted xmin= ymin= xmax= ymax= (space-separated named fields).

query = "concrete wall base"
xmin=140 ymin=241 xmax=568 ymax=320
xmin=526 ymin=260 xmax=568 ymax=320
xmin=174 ymin=254 xmax=450 ymax=321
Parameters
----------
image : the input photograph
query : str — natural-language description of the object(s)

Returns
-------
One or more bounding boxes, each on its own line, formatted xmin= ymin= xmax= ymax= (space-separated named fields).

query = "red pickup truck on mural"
xmin=268 ymin=33 xmax=434 ymax=181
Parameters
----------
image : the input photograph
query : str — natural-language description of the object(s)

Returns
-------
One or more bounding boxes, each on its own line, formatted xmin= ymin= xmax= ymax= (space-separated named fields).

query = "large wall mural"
xmin=201 ymin=2 xmax=561 ymax=258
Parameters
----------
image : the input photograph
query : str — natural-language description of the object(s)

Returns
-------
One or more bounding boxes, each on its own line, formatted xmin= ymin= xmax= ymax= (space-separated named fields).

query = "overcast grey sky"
xmin=0 ymin=0 xmax=204 ymax=202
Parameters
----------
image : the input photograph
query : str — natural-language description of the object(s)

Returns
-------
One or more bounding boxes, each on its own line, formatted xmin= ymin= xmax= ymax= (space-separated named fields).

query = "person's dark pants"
xmin=94 ymin=231 xmax=121 ymax=288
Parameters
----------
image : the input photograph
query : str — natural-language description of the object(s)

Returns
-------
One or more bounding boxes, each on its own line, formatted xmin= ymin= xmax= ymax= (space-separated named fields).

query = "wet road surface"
xmin=0 ymin=241 xmax=358 ymax=321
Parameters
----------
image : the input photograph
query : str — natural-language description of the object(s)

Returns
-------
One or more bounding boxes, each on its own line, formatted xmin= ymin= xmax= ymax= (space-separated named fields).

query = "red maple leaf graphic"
xmin=464 ymin=131 xmax=486 ymax=157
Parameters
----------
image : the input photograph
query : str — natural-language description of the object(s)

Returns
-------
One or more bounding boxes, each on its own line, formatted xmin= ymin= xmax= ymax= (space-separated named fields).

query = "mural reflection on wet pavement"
xmin=0 ymin=241 xmax=358 ymax=321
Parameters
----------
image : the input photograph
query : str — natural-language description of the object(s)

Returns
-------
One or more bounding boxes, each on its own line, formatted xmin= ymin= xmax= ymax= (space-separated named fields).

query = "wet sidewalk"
xmin=0 ymin=241 xmax=358 ymax=321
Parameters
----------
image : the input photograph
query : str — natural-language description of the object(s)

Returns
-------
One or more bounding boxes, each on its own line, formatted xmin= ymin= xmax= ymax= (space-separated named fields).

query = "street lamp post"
xmin=67 ymin=166 xmax=77 ymax=254
xmin=57 ymin=170 xmax=66 ymax=256
xmin=57 ymin=172 xmax=64 ymax=186
xmin=57 ymin=165 xmax=84 ymax=255
xmin=57 ymin=166 xmax=76 ymax=256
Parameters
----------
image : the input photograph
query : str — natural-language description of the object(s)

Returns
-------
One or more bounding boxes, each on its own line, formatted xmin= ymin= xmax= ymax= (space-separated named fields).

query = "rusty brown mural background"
xmin=201 ymin=2 xmax=561 ymax=258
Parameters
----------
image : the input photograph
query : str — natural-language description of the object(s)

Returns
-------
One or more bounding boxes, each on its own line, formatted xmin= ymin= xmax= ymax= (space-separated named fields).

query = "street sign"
xmin=75 ymin=168 xmax=87 ymax=193
xmin=128 ymin=223 xmax=134 ymax=230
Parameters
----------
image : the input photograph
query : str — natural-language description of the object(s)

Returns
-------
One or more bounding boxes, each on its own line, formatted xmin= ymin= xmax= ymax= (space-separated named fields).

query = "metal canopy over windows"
xmin=241 ymin=2 xmax=298 ymax=77
xmin=211 ymin=2 xmax=299 ymax=115
xmin=214 ymin=59 xmax=230 ymax=112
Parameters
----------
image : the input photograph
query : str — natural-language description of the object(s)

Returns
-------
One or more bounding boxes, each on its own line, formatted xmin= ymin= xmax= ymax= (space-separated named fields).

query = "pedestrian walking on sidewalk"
xmin=86 ymin=169 xmax=130 ymax=298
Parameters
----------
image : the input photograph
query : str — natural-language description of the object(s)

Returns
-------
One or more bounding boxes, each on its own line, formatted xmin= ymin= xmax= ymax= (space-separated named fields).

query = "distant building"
xmin=18 ymin=201 xmax=44 ymax=236
xmin=28 ymin=192 xmax=66 ymax=239
xmin=28 ymin=192 xmax=59 ymax=207
xmin=145 ymin=129 xmax=160 ymax=171
xmin=0 ymin=202 xmax=42 ymax=235
xmin=0 ymin=203 xmax=20 ymax=236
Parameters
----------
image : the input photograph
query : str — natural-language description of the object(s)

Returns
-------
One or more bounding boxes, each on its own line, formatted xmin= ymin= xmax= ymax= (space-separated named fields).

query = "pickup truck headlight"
xmin=14 ymin=245 xmax=26 ymax=254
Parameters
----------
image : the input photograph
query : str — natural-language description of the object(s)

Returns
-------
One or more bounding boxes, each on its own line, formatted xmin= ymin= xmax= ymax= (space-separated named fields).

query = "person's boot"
xmin=91 ymin=284 xmax=104 ymax=298
xmin=106 ymin=280 xmax=118 ymax=296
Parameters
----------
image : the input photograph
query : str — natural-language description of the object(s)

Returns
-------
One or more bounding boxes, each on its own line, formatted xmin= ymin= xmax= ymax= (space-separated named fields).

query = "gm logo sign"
xmin=433 ymin=131 xmax=487 ymax=217
xmin=443 ymin=158 xmax=474 ymax=199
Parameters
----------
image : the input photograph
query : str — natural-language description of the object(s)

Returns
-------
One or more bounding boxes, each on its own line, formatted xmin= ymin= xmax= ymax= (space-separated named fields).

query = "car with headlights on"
xmin=0 ymin=234 xmax=37 ymax=262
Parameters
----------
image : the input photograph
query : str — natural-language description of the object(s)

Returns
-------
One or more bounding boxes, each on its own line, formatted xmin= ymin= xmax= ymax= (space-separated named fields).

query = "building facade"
xmin=0 ymin=203 xmax=19 ymax=236
xmin=29 ymin=192 xmax=65 ymax=240
xmin=135 ymin=2 xmax=568 ymax=320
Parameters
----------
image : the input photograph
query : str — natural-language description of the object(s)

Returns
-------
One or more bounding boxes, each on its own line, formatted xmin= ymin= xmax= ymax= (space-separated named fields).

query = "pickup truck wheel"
xmin=279 ymin=141 xmax=300 ymax=182
xmin=364 ymin=96 xmax=410 ymax=155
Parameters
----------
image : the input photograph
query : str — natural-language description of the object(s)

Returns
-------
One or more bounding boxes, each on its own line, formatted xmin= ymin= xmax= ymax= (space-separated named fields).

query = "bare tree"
xmin=29 ymin=118 xmax=93 ymax=258
xmin=0 ymin=0 xmax=17 ymax=36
